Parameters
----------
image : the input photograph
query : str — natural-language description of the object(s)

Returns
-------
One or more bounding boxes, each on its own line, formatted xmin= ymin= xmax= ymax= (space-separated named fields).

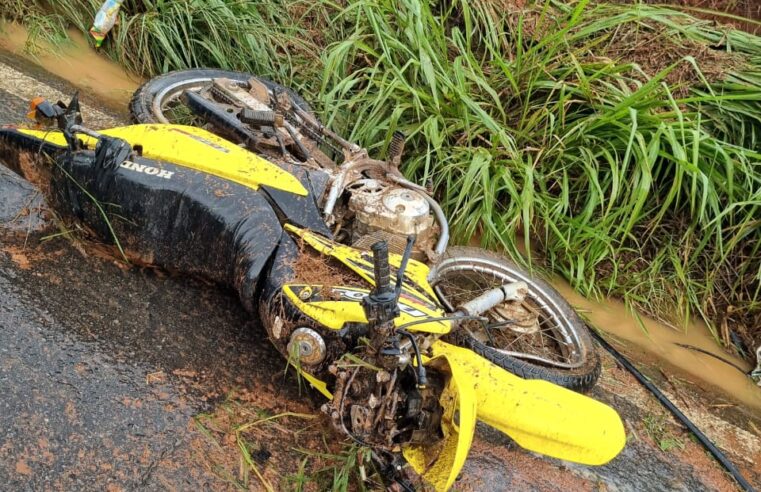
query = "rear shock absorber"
xmin=387 ymin=131 xmax=406 ymax=167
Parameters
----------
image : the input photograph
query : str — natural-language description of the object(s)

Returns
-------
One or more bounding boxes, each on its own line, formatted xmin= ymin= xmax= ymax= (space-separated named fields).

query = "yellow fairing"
xmin=282 ymin=225 xmax=452 ymax=333
xmin=431 ymin=341 xmax=626 ymax=467
xmin=17 ymin=125 xmax=308 ymax=196
xmin=284 ymin=224 xmax=437 ymax=299
xmin=403 ymin=355 xmax=477 ymax=492
xmin=283 ymin=284 xmax=451 ymax=334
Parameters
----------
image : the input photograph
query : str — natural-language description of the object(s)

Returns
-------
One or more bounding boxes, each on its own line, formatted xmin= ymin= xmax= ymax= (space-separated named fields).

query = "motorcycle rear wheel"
xmin=130 ymin=68 xmax=313 ymax=126
xmin=429 ymin=246 xmax=600 ymax=392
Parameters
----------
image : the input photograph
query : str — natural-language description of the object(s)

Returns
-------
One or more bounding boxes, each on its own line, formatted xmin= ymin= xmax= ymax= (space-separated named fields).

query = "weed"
xmin=291 ymin=444 xmax=376 ymax=491
xmin=643 ymin=413 xmax=686 ymax=452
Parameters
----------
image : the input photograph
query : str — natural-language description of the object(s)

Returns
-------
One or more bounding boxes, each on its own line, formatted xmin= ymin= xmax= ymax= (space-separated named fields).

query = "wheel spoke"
xmin=433 ymin=261 xmax=584 ymax=369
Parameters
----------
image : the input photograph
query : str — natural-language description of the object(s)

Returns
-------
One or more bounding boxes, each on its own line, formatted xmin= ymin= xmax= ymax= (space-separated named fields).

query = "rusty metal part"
xmin=325 ymin=360 xmax=443 ymax=451
xmin=348 ymin=180 xmax=434 ymax=235
xmin=210 ymin=77 xmax=272 ymax=112
xmin=353 ymin=229 xmax=426 ymax=259
xmin=388 ymin=131 xmax=405 ymax=167
xmin=322 ymin=152 xmax=383 ymax=219
xmin=292 ymin=103 xmax=360 ymax=153
xmin=492 ymin=301 xmax=541 ymax=334
xmin=287 ymin=327 xmax=327 ymax=366
xmin=323 ymin=155 xmax=449 ymax=260
xmin=247 ymin=77 xmax=270 ymax=104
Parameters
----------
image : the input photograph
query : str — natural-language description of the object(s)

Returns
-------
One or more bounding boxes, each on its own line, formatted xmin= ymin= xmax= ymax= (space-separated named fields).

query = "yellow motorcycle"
xmin=0 ymin=92 xmax=625 ymax=490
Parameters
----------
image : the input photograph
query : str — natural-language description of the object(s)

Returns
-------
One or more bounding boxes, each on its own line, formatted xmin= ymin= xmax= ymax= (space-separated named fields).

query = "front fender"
xmin=405 ymin=341 xmax=626 ymax=491
xmin=402 ymin=353 xmax=477 ymax=492
xmin=432 ymin=340 xmax=625 ymax=465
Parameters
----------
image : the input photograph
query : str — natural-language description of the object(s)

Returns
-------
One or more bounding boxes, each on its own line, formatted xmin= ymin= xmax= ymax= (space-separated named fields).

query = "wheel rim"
xmin=431 ymin=256 xmax=587 ymax=370
xmin=150 ymin=77 xmax=249 ymax=125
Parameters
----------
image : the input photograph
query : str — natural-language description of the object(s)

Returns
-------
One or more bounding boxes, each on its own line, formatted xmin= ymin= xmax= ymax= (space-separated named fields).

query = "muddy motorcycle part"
xmin=8 ymin=119 xmax=333 ymax=234
xmin=402 ymin=340 xmax=625 ymax=491
xmin=129 ymin=68 xmax=313 ymax=126
xmin=0 ymin=123 xmax=320 ymax=312
xmin=253 ymin=230 xmax=625 ymax=491
xmin=180 ymin=90 xmax=260 ymax=149
xmin=428 ymin=246 xmax=600 ymax=392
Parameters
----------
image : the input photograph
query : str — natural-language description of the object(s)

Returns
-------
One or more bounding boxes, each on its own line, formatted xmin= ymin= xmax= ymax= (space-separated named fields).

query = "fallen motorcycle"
xmin=0 ymin=91 xmax=625 ymax=490
xmin=129 ymin=68 xmax=602 ymax=392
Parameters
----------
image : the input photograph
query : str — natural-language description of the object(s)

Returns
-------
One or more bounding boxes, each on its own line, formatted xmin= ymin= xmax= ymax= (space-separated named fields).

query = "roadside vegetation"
xmin=1 ymin=0 xmax=761 ymax=361
xmin=191 ymin=390 xmax=380 ymax=491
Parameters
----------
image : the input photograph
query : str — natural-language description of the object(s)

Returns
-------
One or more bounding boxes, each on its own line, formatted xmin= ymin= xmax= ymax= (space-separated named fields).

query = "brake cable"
xmin=396 ymin=329 xmax=427 ymax=387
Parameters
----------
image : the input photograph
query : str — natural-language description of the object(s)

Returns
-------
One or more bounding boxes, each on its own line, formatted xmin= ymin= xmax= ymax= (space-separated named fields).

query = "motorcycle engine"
xmin=347 ymin=179 xmax=437 ymax=259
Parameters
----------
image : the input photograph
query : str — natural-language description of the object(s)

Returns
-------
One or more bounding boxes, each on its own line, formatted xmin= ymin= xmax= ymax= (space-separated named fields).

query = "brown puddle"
xmin=552 ymin=281 xmax=761 ymax=413
xmin=0 ymin=23 xmax=142 ymax=110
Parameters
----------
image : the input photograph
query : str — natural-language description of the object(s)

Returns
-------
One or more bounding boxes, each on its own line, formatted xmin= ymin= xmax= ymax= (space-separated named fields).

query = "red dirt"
xmin=1 ymin=244 xmax=65 ymax=270
xmin=628 ymin=0 xmax=761 ymax=32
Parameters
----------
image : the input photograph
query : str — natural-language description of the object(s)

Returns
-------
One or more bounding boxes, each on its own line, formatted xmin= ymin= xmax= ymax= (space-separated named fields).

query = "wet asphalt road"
xmin=0 ymin=49 xmax=759 ymax=491
xmin=0 ymin=52 xmax=298 ymax=490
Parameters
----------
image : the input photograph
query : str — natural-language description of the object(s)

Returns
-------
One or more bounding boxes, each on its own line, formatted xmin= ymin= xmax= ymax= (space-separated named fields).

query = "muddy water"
xmin=553 ymin=281 xmax=761 ymax=412
xmin=0 ymin=23 xmax=141 ymax=110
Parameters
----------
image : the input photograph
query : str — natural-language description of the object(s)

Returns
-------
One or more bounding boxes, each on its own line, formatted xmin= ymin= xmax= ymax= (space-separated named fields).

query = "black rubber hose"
xmin=591 ymin=330 xmax=756 ymax=492
xmin=397 ymin=329 xmax=427 ymax=387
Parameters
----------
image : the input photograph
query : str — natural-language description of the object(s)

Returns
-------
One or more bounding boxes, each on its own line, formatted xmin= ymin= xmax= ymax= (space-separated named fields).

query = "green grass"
xmin=191 ymin=391 xmax=374 ymax=491
xmin=3 ymin=0 xmax=761 ymax=356
xmin=643 ymin=413 xmax=686 ymax=452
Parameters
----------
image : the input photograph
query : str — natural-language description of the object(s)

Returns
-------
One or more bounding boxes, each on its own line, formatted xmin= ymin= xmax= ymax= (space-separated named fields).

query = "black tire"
xmin=429 ymin=246 xmax=601 ymax=393
xmin=129 ymin=68 xmax=313 ymax=124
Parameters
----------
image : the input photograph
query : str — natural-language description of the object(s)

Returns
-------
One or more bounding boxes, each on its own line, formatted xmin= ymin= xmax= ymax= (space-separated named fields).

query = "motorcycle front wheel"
xmin=429 ymin=247 xmax=600 ymax=393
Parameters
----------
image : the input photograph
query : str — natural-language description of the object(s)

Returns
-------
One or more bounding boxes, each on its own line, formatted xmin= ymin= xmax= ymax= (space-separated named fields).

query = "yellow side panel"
xmin=284 ymin=224 xmax=437 ymax=299
xmin=283 ymin=284 xmax=451 ymax=334
xmin=18 ymin=125 xmax=308 ymax=196
xmin=431 ymin=341 xmax=626 ymax=466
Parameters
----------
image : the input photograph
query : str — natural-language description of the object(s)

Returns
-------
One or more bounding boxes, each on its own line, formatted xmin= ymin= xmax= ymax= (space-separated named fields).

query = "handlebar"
xmin=371 ymin=241 xmax=393 ymax=294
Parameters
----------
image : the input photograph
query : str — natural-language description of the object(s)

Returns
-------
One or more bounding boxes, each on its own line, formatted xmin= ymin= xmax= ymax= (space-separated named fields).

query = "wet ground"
xmin=0 ymin=42 xmax=759 ymax=491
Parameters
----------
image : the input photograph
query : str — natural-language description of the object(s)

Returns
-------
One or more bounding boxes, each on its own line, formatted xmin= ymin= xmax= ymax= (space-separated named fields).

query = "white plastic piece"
xmin=90 ymin=0 xmax=125 ymax=47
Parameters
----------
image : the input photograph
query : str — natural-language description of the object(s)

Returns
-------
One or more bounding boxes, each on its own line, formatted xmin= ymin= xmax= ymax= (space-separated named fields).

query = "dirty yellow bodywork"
xmin=433 ymin=341 xmax=625 ymax=463
xmin=17 ymin=124 xmax=308 ymax=196
xmin=301 ymin=340 xmax=625 ymax=491
xmin=401 ymin=341 xmax=626 ymax=491
xmin=282 ymin=225 xmax=451 ymax=334
xmin=281 ymin=227 xmax=626 ymax=491
xmin=283 ymin=284 xmax=451 ymax=334
xmin=285 ymin=224 xmax=437 ymax=299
